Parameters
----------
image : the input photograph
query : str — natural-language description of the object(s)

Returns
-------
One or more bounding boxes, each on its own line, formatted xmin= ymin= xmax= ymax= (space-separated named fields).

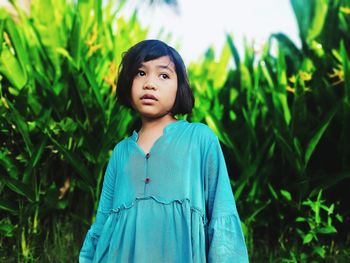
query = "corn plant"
xmin=0 ymin=0 xmax=147 ymax=260
xmin=187 ymin=0 xmax=350 ymax=259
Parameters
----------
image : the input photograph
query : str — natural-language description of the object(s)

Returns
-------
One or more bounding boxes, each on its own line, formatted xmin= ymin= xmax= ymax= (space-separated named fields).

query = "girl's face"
xmin=130 ymin=56 xmax=178 ymax=119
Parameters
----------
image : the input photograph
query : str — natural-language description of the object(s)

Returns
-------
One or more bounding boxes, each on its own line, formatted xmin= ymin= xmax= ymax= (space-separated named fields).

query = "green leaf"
xmin=270 ymin=33 xmax=303 ymax=70
xmin=260 ymin=60 xmax=274 ymax=89
xmin=0 ymin=223 xmax=15 ymax=237
xmin=274 ymin=129 xmax=302 ymax=173
xmin=340 ymin=41 xmax=350 ymax=105
xmin=5 ymin=99 xmax=33 ymax=156
xmin=0 ymin=17 xmax=29 ymax=89
xmin=0 ymin=199 xmax=18 ymax=215
xmin=246 ymin=199 xmax=271 ymax=223
xmin=0 ymin=150 xmax=19 ymax=179
xmin=68 ymin=10 xmax=82 ymax=69
xmin=0 ymin=19 xmax=4 ymax=53
xmin=55 ymin=47 xmax=78 ymax=69
xmin=318 ymin=226 xmax=337 ymax=234
xmin=0 ymin=44 xmax=27 ymax=89
xmin=5 ymin=177 xmax=36 ymax=202
xmin=307 ymin=0 xmax=328 ymax=42
xmin=226 ymin=33 xmax=241 ymax=70
xmin=44 ymin=129 xmax=94 ymax=187
xmin=303 ymin=233 xmax=313 ymax=244
xmin=280 ymin=189 xmax=292 ymax=201
xmin=94 ymin=0 xmax=103 ymax=30
xmin=314 ymin=246 xmax=326 ymax=258
xmin=268 ymin=183 xmax=278 ymax=200
xmin=304 ymin=105 xmax=338 ymax=167
xmin=81 ymin=60 xmax=105 ymax=121
xmin=291 ymin=0 xmax=328 ymax=43
xmin=336 ymin=213 xmax=343 ymax=223
xmin=277 ymin=92 xmax=291 ymax=125
xmin=23 ymin=136 xmax=48 ymax=183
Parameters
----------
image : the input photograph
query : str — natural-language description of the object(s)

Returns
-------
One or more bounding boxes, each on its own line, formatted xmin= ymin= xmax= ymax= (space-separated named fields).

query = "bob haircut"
xmin=116 ymin=39 xmax=195 ymax=116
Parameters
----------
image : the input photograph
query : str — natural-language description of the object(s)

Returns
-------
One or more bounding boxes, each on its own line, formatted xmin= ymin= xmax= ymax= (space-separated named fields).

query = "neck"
xmin=139 ymin=114 xmax=177 ymax=133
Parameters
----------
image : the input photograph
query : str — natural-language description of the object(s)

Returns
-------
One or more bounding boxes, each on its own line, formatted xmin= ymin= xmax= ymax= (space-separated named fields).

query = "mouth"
xmin=140 ymin=94 xmax=157 ymax=101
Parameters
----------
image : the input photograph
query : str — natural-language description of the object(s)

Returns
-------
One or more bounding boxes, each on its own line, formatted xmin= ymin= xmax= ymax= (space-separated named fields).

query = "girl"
xmin=79 ymin=39 xmax=249 ymax=263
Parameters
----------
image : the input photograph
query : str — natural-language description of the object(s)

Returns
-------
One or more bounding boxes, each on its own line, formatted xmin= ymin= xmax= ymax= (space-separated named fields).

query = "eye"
xmin=160 ymin=73 xmax=169 ymax=79
xmin=136 ymin=70 xmax=145 ymax=77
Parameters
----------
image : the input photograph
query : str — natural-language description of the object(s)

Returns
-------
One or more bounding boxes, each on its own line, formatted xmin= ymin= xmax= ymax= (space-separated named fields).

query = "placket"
xmin=143 ymin=152 xmax=151 ymax=195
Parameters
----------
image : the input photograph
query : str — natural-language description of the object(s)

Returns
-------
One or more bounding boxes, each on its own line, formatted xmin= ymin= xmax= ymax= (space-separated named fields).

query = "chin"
xmin=139 ymin=111 xmax=159 ymax=118
xmin=142 ymin=111 xmax=171 ymax=119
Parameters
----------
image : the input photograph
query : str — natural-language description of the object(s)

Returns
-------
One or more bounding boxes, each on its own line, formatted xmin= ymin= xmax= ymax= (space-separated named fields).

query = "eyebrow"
xmin=139 ymin=63 xmax=175 ymax=73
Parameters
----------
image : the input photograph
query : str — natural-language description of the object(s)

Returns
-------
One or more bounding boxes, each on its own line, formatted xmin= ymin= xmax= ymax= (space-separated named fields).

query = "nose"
xmin=143 ymin=77 xmax=157 ymax=90
xmin=144 ymin=82 xmax=156 ymax=90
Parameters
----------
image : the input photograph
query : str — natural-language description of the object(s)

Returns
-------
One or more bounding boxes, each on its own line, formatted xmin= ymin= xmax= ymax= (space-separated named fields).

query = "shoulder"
xmin=186 ymin=121 xmax=218 ymax=143
xmin=113 ymin=137 xmax=129 ymax=151
xmin=109 ymin=137 xmax=128 ymax=157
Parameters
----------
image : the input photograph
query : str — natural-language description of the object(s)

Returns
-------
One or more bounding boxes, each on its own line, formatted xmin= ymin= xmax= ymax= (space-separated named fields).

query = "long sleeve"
xmin=204 ymin=135 xmax=249 ymax=263
xmin=79 ymin=145 xmax=118 ymax=263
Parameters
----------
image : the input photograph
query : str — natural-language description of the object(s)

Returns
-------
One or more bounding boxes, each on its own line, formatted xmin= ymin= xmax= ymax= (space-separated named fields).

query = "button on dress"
xmin=79 ymin=119 xmax=249 ymax=263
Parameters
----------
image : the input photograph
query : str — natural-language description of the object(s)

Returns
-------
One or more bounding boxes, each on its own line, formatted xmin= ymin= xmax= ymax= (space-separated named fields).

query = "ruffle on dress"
xmin=80 ymin=196 xmax=208 ymax=263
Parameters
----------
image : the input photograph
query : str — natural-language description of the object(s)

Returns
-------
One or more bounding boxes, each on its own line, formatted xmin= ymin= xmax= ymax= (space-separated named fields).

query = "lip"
xmin=140 ymin=94 xmax=158 ymax=101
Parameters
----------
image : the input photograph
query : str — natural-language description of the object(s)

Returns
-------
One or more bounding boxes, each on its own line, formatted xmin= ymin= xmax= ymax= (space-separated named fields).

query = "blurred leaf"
xmin=0 ymin=150 xmax=19 ymax=179
xmin=23 ymin=136 xmax=48 ymax=183
xmin=303 ymin=233 xmax=314 ymax=244
xmin=340 ymin=40 xmax=350 ymax=104
xmin=268 ymin=183 xmax=278 ymax=200
xmin=270 ymin=33 xmax=303 ymax=70
xmin=291 ymin=0 xmax=328 ymax=43
xmin=304 ymin=105 xmax=338 ymax=168
xmin=259 ymin=60 xmax=274 ymax=89
xmin=226 ymin=33 xmax=240 ymax=69
xmin=0 ymin=17 xmax=29 ymax=89
xmin=318 ymin=226 xmax=337 ymax=234
xmin=0 ymin=223 xmax=15 ymax=237
xmin=0 ymin=199 xmax=18 ymax=215
xmin=5 ymin=99 xmax=33 ymax=156
xmin=274 ymin=129 xmax=302 ymax=174
xmin=314 ymin=245 xmax=326 ymax=258
xmin=81 ymin=60 xmax=105 ymax=121
xmin=246 ymin=199 xmax=271 ymax=223
xmin=335 ymin=213 xmax=343 ymax=223
xmin=5 ymin=177 xmax=35 ymax=202
xmin=280 ymin=189 xmax=292 ymax=201
xmin=44 ymin=129 xmax=94 ymax=187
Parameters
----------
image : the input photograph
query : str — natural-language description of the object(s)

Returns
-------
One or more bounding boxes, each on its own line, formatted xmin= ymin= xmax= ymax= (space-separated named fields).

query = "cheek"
xmin=129 ymin=83 xmax=139 ymax=106
xmin=162 ymin=83 xmax=177 ymax=98
xmin=130 ymin=81 xmax=139 ymax=97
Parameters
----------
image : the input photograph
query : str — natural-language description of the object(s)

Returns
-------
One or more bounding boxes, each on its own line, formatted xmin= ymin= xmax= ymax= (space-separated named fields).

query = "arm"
xmin=204 ymin=135 xmax=249 ymax=263
xmin=79 ymin=145 xmax=118 ymax=263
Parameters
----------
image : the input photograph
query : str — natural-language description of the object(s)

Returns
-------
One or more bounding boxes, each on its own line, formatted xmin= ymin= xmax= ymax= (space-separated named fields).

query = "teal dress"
xmin=79 ymin=120 xmax=249 ymax=263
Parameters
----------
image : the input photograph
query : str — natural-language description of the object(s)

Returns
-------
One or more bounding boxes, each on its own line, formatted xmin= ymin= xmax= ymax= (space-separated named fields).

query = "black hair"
xmin=115 ymin=39 xmax=195 ymax=117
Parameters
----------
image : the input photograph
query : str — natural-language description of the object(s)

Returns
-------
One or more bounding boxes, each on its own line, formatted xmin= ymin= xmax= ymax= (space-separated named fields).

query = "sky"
xmin=0 ymin=0 xmax=300 ymax=64
xmin=119 ymin=0 xmax=301 ymax=64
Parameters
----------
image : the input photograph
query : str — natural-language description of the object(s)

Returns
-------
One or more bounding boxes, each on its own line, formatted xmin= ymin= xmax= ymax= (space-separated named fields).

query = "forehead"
xmin=139 ymin=56 xmax=175 ymax=71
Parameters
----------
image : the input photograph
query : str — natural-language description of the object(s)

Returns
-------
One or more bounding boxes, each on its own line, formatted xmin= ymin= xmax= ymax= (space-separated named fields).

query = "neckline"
xmin=130 ymin=119 xmax=187 ymax=156
xmin=131 ymin=119 xmax=186 ymax=142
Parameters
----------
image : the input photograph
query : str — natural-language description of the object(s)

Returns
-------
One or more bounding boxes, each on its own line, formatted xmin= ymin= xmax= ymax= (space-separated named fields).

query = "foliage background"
xmin=0 ymin=0 xmax=349 ymax=262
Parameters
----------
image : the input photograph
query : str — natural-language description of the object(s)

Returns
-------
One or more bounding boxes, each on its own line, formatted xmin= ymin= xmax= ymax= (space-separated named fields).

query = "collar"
xmin=130 ymin=119 xmax=187 ymax=142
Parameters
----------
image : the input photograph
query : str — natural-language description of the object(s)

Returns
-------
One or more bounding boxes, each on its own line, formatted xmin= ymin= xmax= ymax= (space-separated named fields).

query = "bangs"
xmin=132 ymin=42 xmax=174 ymax=75
xmin=144 ymin=45 xmax=171 ymax=62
